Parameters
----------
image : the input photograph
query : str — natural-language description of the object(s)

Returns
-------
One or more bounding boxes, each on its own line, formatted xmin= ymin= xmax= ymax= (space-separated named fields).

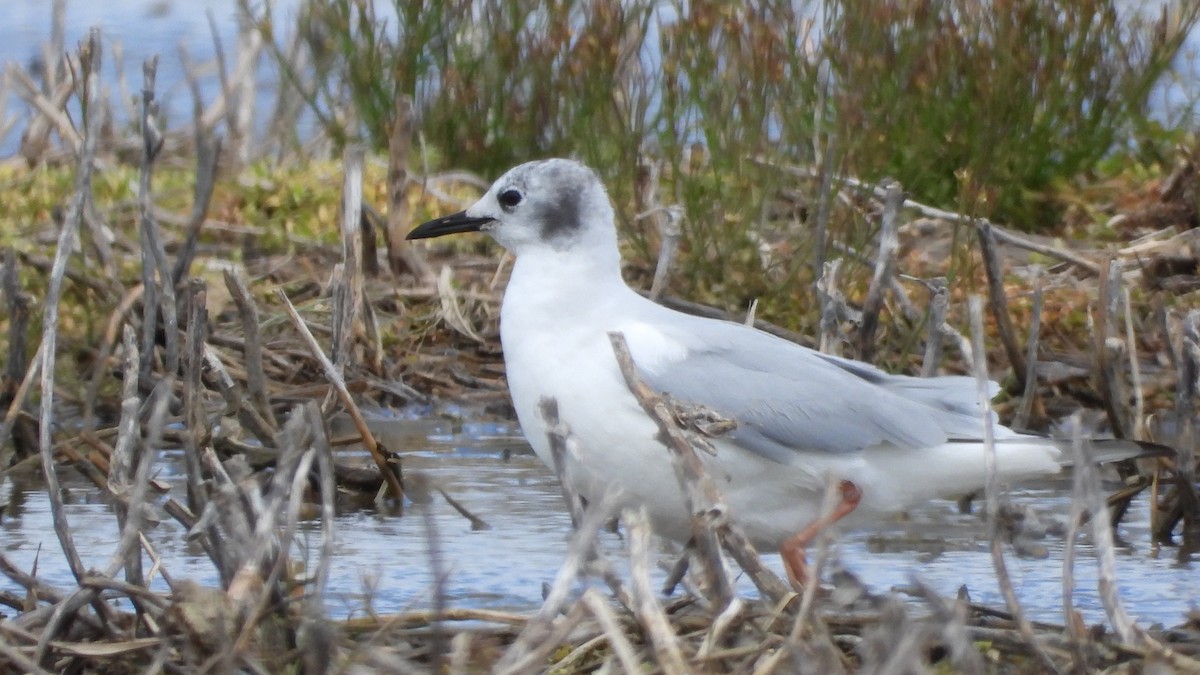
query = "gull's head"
xmin=407 ymin=158 xmax=618 ymax=257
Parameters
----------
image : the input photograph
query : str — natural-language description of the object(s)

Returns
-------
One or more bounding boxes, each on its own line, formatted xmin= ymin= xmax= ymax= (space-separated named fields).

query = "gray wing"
xmin=635 ymin=317 xmax=990 ymax=466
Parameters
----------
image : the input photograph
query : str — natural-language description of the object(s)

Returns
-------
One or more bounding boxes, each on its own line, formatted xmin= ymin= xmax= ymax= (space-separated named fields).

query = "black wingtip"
xmin=1085 ymin=438 xmax=1176 ymax=464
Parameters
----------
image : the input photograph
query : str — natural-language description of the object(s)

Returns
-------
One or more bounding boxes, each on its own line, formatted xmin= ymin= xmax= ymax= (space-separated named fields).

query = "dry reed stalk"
xmin=32 ymin=35 xmax=124 ymax=660
xmin=137 ymin=56 xmax=180 ymax=384
xmin=977 ymin=221 xmax=1029 ymax=390
xmin=182 ymin=278 xmax=213 ymax=519
xmin=0 ymin=250 xmax=38 ymax=463
xmin=969 ymin=297 xmax=1062 ymax=674
xmin=1063 ymin=415 xmax=1095 ymax=674
xmin=1062 ymin=414 xmax=1198 ymax=673
xmin=919 ymin=276 xmax=950 ymax=377
xmin=386 ymin=93 xmax=433 ymax=280
xmin=109 ymin=326 xmax=144 ymax=588
xmin=276 ymin=288 xmax=405 ymax=502
xmin=539 ymin=398 xmax=586 ymax=528
xmin=626 ymin=508 xmax=690 ymax=675
xmin=817 ymin=258 xmax=846 ymax=355
xmin=222 ymin=269 xmax=277 ymax=430
xmin=609 ymin=331 xmax=734 ymax=606
xmin=171 ymin=61 xmax=221 ymax=286
xmin=1122 ymin=288 xmax=1146 ymax=439
xmin=810 ymin=132 xmax=839 ymax=292
xmin=579 ymin=588 xmax=643 ymax=672
xmin=11 ymin=67 xmax=77 ymax=160
xmin=609 ymin=330 xmax=791 ymax=603
xmin=1094 ymin=260 xmax=1132 ymax=440
xmin=1175 ymin=311 xmax=1200 ymax=554
xmin=858 ymin=180 xmax=901 ymax=362
xmin=1014 ymin=273 xmax=1045 ymax=430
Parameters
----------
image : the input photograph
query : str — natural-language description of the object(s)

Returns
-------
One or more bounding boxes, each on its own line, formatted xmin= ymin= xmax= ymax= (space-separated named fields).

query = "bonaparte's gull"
xmin=408 ymin=158 xmax=1165 ymax=586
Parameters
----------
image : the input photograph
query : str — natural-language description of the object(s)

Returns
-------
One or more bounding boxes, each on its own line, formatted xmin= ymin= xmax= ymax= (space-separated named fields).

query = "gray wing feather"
xmin=636 ymin=317 xmax=992 ymax=465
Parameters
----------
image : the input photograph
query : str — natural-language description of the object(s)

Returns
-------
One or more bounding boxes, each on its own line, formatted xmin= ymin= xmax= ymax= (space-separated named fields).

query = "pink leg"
xmin=780 ymin=480 xmax=863 ymax=588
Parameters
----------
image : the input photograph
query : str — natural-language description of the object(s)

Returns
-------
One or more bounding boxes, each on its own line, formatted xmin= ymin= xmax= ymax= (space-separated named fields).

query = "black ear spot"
xmin=498 ymin=189 xmax=523 ymax=210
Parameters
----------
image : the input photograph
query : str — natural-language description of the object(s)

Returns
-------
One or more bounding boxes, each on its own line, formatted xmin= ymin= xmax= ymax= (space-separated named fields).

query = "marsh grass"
xmin=247 ymin=0 xmax=1199 ymax=339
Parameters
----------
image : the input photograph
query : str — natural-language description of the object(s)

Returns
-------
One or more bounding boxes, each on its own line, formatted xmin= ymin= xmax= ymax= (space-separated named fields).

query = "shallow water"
xmin=2 ymin=409 xmax=1196 ymax=627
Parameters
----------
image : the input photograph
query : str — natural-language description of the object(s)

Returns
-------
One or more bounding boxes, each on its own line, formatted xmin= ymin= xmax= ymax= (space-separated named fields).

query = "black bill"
xmin=406 ymin=211 xmax=495 ymax=240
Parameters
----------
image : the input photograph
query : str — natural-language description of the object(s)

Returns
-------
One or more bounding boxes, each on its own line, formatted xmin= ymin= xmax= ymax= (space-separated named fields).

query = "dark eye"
xmin=498 ymin=189 xmax=523 ymax=209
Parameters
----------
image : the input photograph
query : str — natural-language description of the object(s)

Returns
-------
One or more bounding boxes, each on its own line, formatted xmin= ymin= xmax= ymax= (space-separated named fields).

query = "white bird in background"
xmin=408 ymin=158 xmax=1167 ymax=586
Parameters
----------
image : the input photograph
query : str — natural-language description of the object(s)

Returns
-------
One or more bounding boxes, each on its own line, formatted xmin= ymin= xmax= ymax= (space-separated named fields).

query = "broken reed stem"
xmin=37 ymin=28 xmax=101 ymax=592
xmin=1094 ymin=260 xmax=1131 ymax=440
xmin=1063 ymin=415 xmax=1093 ymax=673
xmin=1122 ymin=288 xmax=1145 ymax=440
xmin=858 ymin=180 xmax=901 ymax=363
xmin=182 ymin=280 xmax=210 ymax=516
xmin=626 ymin=508 xmax=690 ymax=675
xmin=920 ymin=277 xmax=949 ymax=377
xmin=0 ymin=258 xmax=42 ymax=459
xmin=1015 ymin=275 xmax=1044 ymax=430
xmin=608 ymin=331 xmax=734 ymax=607
xmin=275 ymin=289 xmax=404 ymax=502
xmin=976 ymin=221 xmax=1028 ymax=390
xmin=817 ymin=259 xmax=845 ymax=356
xmin=332 ymin=144 xmax=366 ymax=373
xmin=608 ymin=330 xmax=791 ymax=605
xmin=385 ymin=93 xmax=432 ymax=280
xmin=792 ymin=480 xmax=842 ymax=638
xmin=170 ymin=88 xmax=221 ymax=286
xmin=648 ymin=206 xmax=682 ymax=303
xmin=968 ymin=297 xmax=1061 ymax=675
xmin=539 ymin=397 xmax=586 ymax=529
xmin=1177 ymin=311 xmax=1200 ymax=555
xmin=109 ymin=325 xmax=144 ymax=588
xmin=138 ymin=55 xmax=180 ymax=383
xmin=638 ymin=160 xmax=681 ymax=302
xmin=223 ymin=269 xmax=277 ymax=430
xmin=579 ymin=589 xmax=643 ymax=673
xmin=1069 ymin=414 xmax=1157 ymax=654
